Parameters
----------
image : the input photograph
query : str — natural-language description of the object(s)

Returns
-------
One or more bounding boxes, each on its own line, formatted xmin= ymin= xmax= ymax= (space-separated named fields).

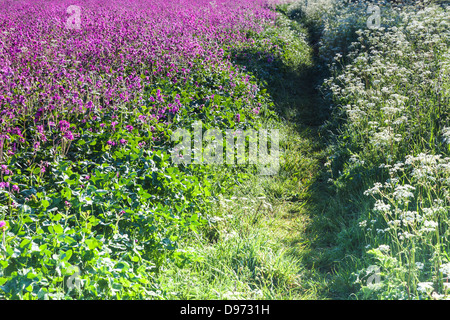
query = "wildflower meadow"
xmin=0 ymin=0 xmax=449 ymax=301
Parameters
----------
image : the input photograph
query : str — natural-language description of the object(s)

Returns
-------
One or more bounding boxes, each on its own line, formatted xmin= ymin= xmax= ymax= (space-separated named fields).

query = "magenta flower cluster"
xmin=0 ymin=0 xmax=278 ymax=158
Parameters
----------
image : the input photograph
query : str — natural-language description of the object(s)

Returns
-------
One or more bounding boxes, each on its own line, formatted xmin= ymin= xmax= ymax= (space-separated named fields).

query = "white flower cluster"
xmin=318 ymin=0 xmax=450 ymax=298
xmin=364 ymin=182 xmax=383 ymax=196
xmin=420 ymin=220 xmax=438 ymax=233
xmin=442 ymin=127 xmax=450 ymax=145
xmin=417 ymin=282 xmax=434 ymax=293
xmin=439 ymin=263 xmax=450 ymax=276
xmin=373 ymin=200 xmax=390 ymax=212
xmin=377 ymin=244 xmax=390 ymax=252
xmin=392 ymin=184 xmax=415 ymax=202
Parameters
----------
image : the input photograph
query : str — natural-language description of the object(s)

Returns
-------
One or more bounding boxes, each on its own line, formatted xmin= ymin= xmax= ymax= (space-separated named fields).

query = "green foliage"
xmin=5 ymin=0 xmax=447 ymax=301
xmin=0 ymin=15 xmax=282 ymax=300
xmin=319 ymin=1 xmax=450 ymax=299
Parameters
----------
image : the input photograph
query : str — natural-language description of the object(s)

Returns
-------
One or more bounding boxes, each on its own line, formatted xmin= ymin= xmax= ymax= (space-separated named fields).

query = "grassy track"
xmin=4 ymin=0 xmax=449 ymax=300
xmin=150 ymin=0 xmax=450 ymax=301
xmin=155 ymin=8 xmax=352 ymax=300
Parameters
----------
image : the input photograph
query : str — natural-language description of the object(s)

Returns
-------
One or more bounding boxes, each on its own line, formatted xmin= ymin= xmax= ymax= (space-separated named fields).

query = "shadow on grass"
xmin=228 ymin=11 xmax=361 ymax=299
xmin=229 ymin=46 xmax=328 ymax=127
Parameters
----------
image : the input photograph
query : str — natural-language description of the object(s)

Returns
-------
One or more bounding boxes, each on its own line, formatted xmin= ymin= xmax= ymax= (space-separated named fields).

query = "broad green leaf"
xmin=53 ymin=224 xmax=63 ymax=234
xmin=51 ymin=213 xmax=63 ymax=222
xmin=60 ymin=249 xmax=72 ymax=262
xmin=27 ymin=273 xmax=38 ymax=279
xmin=20 ymin=238 xmax=31 ymax=248
xmin=62 ymin=187 xmax=72 ymax=200
xmin=41 ymin=199 xmax=50 ymax=209
xmin=85 ymin=238 xmax=98 ymax=250
xmin=115 ymin=261 xmax=130 ymax=272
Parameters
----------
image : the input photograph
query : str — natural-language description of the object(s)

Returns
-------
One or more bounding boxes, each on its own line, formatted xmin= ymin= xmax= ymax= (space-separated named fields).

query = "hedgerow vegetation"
xmin=1 ymin=0 xmax=449 ymax=300
xmin=289 ymin=0 xmax=450 ymax=299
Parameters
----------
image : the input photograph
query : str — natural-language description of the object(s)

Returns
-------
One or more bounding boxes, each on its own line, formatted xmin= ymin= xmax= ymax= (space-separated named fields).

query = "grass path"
xmin=232 ymin=9 xmax=348 ymax=299
xmin=156 ymin=9 xmax=353 ymax=300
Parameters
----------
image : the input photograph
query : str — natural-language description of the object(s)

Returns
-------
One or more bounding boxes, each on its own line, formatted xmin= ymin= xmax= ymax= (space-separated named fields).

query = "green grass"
xmin=6 ymin=0 xmax=446 ymax=300
xmin=153 ymin=9 xmax=345 ymax=300
xmin=155 ymin=0 xmax=450 ymax=300
xmin=288 ymin=0 xmax=450 ymax=300
xmin=150 ymin=0 xmax=450 ymax=300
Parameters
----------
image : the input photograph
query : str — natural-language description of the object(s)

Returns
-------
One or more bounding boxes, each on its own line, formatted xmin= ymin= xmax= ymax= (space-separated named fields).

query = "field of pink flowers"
xmin=0 ymin=0 xmax=278 ymax=158
xmin=0 ymin=0 xmax=292 ymax=299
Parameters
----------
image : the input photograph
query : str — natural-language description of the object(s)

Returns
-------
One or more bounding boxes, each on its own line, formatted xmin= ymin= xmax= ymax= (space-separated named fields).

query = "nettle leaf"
xmin=58 ymin=234 xmax=76 ymax=245
xmin=26 ymin=272 xmax=38 ymax=280
xmin=84 ymin=197 xmax=93 ymax=206
xmin=30 ymin=242 xmax=40 ymax=254
xmin=37 ymin=288 xmax=48 ymax=300
xmin=95 ymin=189 xmax=109 ymax=196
